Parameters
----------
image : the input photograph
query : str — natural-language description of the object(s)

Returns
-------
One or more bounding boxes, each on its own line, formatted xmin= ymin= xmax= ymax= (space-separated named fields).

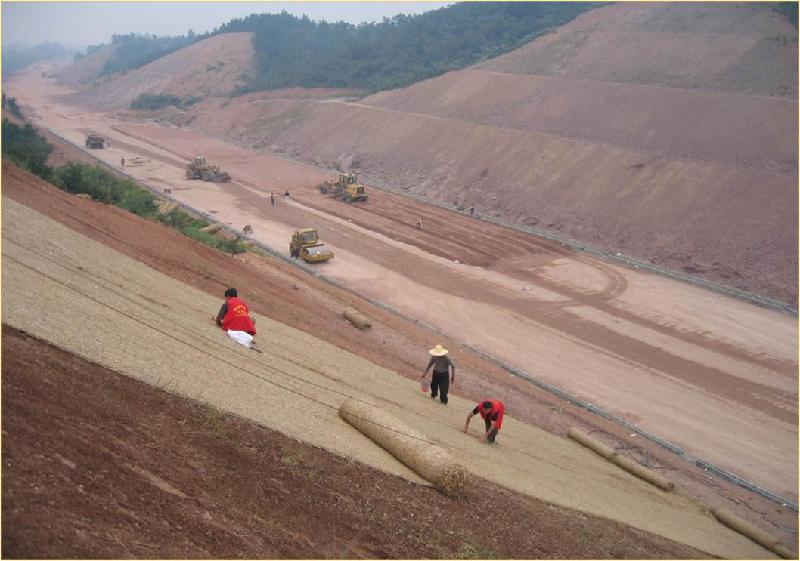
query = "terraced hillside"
xmin=159 ymin=2 xmax=797 ymax=304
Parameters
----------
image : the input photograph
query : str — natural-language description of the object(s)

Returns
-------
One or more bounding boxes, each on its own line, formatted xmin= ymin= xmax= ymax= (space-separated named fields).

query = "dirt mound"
xmin=75 ymin=32 xmax=256 ymax=109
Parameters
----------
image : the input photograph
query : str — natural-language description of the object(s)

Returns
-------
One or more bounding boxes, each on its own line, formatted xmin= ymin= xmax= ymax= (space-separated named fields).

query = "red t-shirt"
xmin=474 ymin=400 xmax=505 ymax=429
xmin=221 ymin=296 xmax=256 ymax=335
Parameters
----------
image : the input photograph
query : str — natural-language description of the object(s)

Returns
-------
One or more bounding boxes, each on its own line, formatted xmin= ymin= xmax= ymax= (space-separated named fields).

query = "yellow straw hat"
xmin=429 ymin=344 xmax=449 ymax=356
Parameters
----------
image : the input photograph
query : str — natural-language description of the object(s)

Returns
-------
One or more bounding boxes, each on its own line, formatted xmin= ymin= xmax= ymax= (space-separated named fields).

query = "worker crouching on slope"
xmin=214 ymin=288 xmax=258 ymax=350
xmin=464 ymin=399 xmax=505 ymax=443
xmin=421 ymin=344 xmax=455 ymax=404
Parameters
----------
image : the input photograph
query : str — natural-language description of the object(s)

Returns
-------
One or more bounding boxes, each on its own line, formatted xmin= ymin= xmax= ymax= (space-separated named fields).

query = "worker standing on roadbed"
xmin=421 ymin=344 xmax=455 ymax=404
xmin=120 ymin=157 xmax=125 ymax=168
xmin=416 ymin=217 xmax=423 ymax=229
xmin=213 ymin=287 xmax=259 ymax=351
xmin=464 ymin=399 xmax=505 ymax=443
xmin=270 ymin=192 xmax=275 ymax=206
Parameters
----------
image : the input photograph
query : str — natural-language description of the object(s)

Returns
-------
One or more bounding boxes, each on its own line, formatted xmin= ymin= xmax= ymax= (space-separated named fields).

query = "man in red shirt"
xmin=463 ymin=400 xmax=505 ymax=444
xmin=214 ymin=288 xmax=258 ymax=349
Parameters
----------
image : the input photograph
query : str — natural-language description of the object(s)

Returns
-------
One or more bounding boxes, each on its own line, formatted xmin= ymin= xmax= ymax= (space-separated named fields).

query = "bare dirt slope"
xmin=54 ymin=44 xmax=114 ymax=86
xmin=71 ymin=32 xmax=255 ymax=109
xmin=2 ymin=326 xmax=710 ymax=559
xmin=480 ymin=2 xmax=797 ymax=97
xmin=3 ymin=193 xmax=780 ymax=559
xmin=5 ymin=65 xmax=797 ymax=504
xmin=148 ymin=2 xmax=797 ymax=304
xmin=5 ymin=160 xmax=796 ymax=554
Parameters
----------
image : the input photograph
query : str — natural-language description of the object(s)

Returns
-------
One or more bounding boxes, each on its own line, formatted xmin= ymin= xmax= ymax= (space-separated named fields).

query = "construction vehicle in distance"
xmin=85 ymin=134 xmax=106 ymax=149
xmin=290 ymin=228 xmax=334 ymax=263
xmin=318 ymin=172 xmax=368 ymax=202
xmin=185 ymin=156 xmax=231 ymax=183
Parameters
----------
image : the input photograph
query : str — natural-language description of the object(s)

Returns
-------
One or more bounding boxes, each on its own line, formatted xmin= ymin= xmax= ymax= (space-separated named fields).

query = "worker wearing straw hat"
xmin=463 ymin=399 xmax=506 ymax=444
xmin=421 ymin=344 xmax=455 ymax=404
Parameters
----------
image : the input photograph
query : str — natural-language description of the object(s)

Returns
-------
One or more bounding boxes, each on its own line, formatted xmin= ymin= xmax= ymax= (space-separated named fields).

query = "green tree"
xmin=1 ymin=119 xmax=53 ymax=178
xmin=218 ymin=2 xmax=601 ymax=94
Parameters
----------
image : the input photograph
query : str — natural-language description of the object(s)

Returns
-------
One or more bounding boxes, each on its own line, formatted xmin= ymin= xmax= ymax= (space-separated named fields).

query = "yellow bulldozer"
xmin=290 ymin=228 xmax=334 ymax=263
xmin=318 ymin=172 xmax=368 ymax=202
xmin=185 ymin=156 xmax=231 ymax=183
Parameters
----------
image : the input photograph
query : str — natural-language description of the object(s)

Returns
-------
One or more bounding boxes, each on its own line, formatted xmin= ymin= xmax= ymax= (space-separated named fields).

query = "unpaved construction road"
xmin=6 ymin=67 xmax=797 ymax=505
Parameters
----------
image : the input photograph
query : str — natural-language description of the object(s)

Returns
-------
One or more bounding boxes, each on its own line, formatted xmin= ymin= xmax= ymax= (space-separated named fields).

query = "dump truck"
xmin=185 ymin=156 xmax=231 ymax=183
xmin=319 ymin=172 xmax=368 ymax=202
xmin=85 ymin=134 xmax=105 ymax=149
xmin=290 ymin=228 xmax=334 ymax=263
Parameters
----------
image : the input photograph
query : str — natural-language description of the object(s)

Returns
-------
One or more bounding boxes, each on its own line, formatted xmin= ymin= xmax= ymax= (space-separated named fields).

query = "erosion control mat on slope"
xmin=339 ymin=398 xmax=467 ymax=495
xmin=0 ymin=197 xmax=777 ymax=559
xmin=711 ymin=508 xmax=795 ymax=559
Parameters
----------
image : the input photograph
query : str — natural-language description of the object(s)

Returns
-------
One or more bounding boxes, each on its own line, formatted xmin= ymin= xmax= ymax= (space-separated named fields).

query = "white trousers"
xmin=227 ymin=330 xmax=253 ymax=348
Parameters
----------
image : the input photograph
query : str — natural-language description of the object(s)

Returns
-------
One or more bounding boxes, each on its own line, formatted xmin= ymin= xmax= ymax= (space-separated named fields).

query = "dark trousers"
xmin=484 ymin=419 xmax=499 ymax=443
xmin=430 ymin=371 xmax=450 ymax=404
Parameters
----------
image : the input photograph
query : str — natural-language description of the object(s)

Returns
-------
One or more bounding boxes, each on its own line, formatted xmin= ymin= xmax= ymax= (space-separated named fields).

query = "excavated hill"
xmin=69 ymin=32 xmax=255 ymax=109
xmin=57 ymin=3 xmax=798 ymax=304
xmin=55 ymin=44 xmax=114 ymax=86
xmin=170 ymin=2 xmax=797 ymax=304
xmin=478 ymin=2 xmax=798 ymax=97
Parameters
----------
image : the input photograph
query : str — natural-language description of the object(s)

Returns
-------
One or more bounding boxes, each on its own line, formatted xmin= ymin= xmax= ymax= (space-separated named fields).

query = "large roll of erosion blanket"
xmin=568 ymin=427 xmax=674 ymax=491
xmin=343 ymin=307 xmax=371 ymax=330
xmin=338 ymin=398 xmax=468 ymax=495
xmin=199 ymin=222 xmax=223 ymax=234
xmin=567 ymin=427 xmax=616 ymax=460
xmin=711 ymin=508 xmax=794 ymax=559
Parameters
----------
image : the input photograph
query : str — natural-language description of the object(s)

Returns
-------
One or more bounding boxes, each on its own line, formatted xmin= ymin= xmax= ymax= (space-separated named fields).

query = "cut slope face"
xmin=4 ymin=158 xmax=795 ymax=530
xmin=172 ymin=2 xmax=797 ymax=304
xmin=477 ymin=2 xmax=797 ymax=97
xmin=54 ymin=44 xmax=114 ymax=86
xmin=1 ymin=326 xmax=710 ymax=559
xmin=1 ymin=195 xmax=775 ymax=560
xmin=75 ymin=32 xmax=255 ymax=109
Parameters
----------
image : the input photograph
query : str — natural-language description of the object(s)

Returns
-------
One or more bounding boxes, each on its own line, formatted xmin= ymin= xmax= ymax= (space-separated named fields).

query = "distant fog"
xmin=2 ymin=2 xmax=450 ymax=49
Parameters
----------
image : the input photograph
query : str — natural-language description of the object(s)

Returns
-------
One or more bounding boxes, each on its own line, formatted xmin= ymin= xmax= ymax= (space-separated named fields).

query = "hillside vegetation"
xmin=63 ymin=3 xmax=598 ymax=93
xmin=94 ymin=32 xmax=198 ymax=76
xmin=217 ymin=2 xmax=599 ymax=92
xmin=2 ymin=42 xmax=68 ymax=75
xmin=1 ymin=119 xmax=246 ymax=254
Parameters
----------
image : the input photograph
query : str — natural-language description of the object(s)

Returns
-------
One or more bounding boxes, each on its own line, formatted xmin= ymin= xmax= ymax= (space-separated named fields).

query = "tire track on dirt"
xmin=287 ymin=186 xmax=790 ymax=375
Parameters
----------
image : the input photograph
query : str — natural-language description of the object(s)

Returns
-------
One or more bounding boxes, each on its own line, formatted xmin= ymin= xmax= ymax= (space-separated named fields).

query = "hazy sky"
xmin=2 ymin=2 xmax=451 ymax=48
